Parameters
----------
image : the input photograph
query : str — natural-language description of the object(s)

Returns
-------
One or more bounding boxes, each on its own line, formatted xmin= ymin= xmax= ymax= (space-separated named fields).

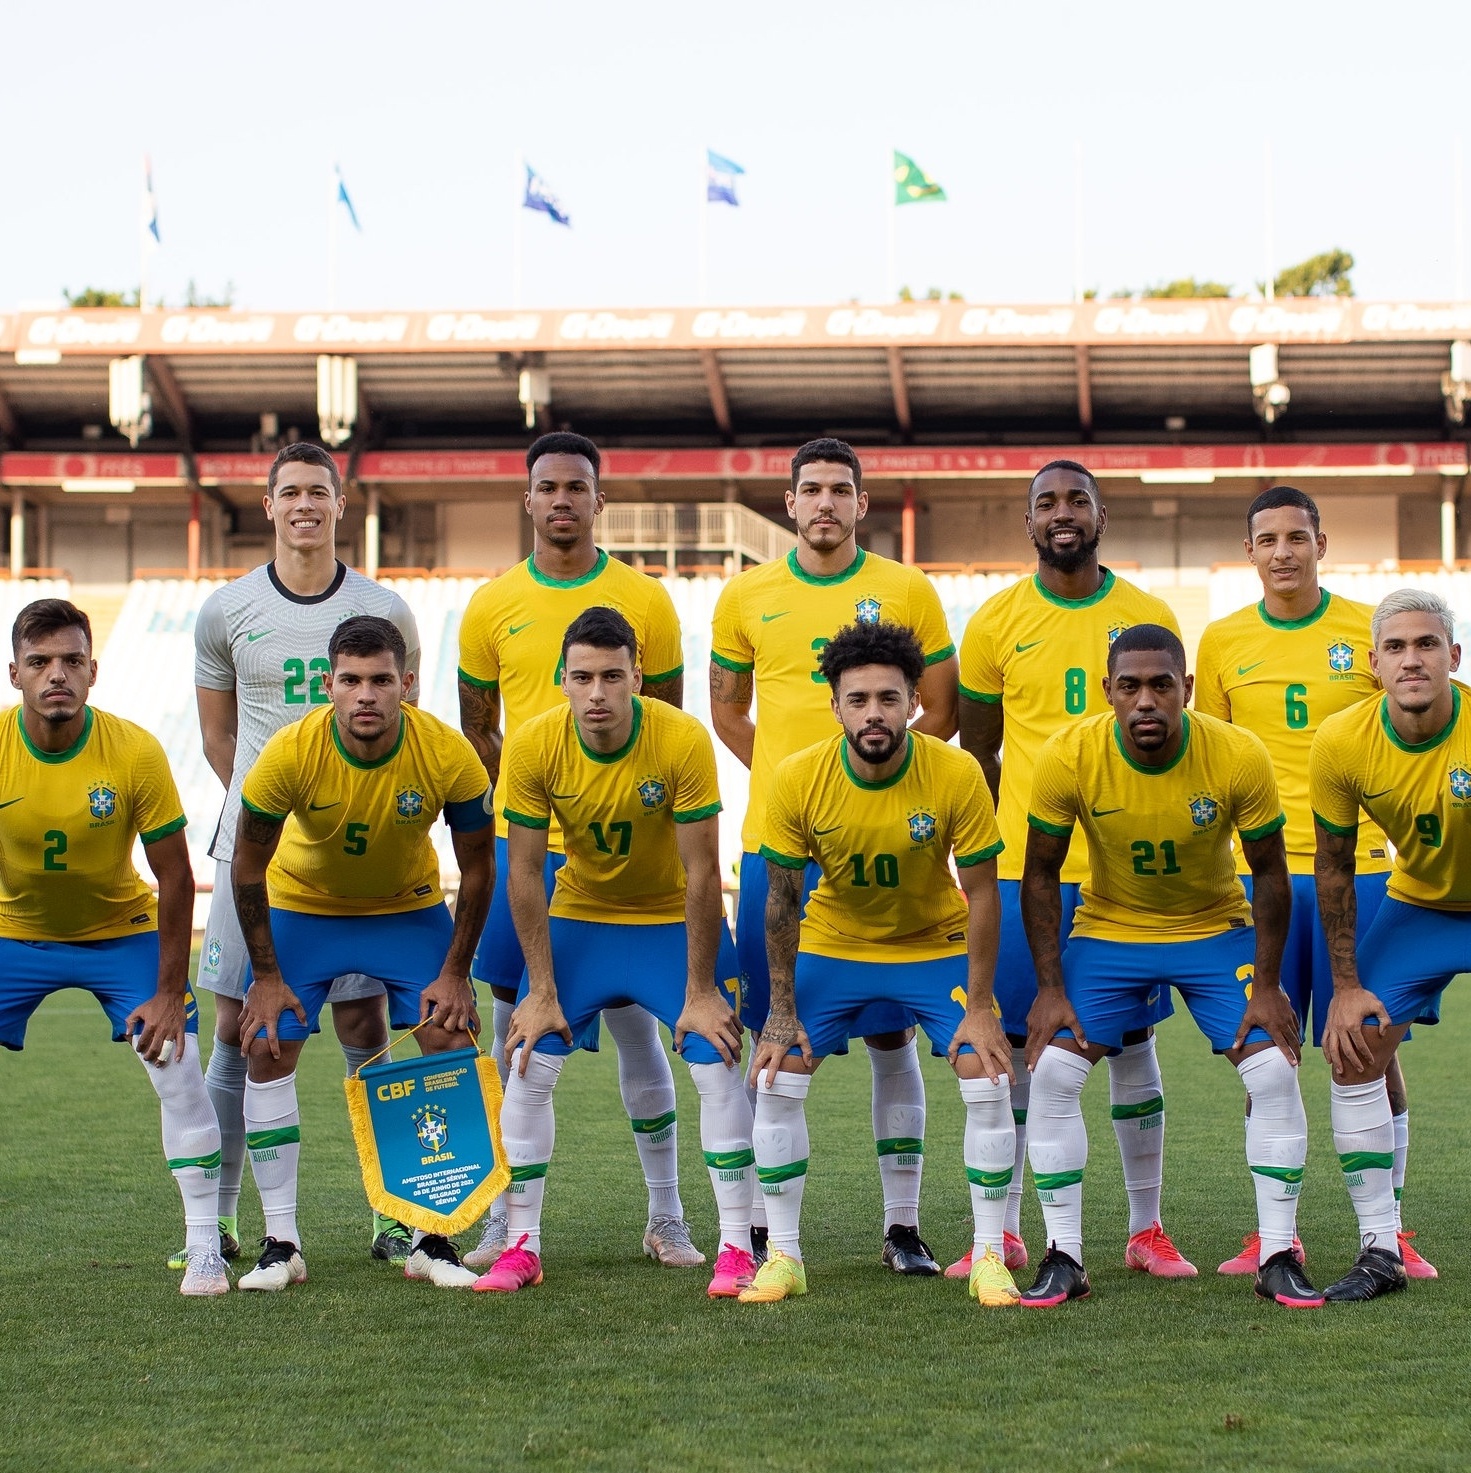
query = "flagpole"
xmin=139 ymin=155 xmax=151 ymax=313
xmin=698 ymin=147 xmax=709 ymax=306
xmin=1455 ymin=136 xmax=1466 ymax=300
xmin=1263 ymin=139 xmax=1274 ymax=302
xmin=1073 ymin=139 xmax=1084 ymax=304
xmin=327 ymin=164 xmax=339 ymax=310
xmin=513 ymin=153 xmax=525 ymax=309
xmin=885 ymin=146 xmax=896 ymax=302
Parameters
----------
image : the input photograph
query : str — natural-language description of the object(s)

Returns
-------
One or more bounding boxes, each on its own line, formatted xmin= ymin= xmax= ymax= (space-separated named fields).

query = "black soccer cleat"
xmin=1254 ymin=1247 xmax=1324 ymax=1309
xmin=1019 ymin=1244 xmax=1091 ymax=1307
xmin=750 ymin=1224 xmax=770 ymax=1268
xmin=882 ymin=1224 xmax=941 ymax=1276
xmin=1323 ymin=1243 xmax=1408 ymax=1303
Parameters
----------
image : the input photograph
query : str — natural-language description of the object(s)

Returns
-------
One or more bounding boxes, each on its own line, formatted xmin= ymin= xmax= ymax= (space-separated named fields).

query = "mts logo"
xmin=376 ymin=1080 xmax=416 ymax=1102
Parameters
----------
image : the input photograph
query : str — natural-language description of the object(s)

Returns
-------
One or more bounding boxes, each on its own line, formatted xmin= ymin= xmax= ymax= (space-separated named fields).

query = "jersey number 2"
xmin=284 ymin=657 xmax=330 ymax=706
xmin=43 ymin=830 xmax=68 ymax=871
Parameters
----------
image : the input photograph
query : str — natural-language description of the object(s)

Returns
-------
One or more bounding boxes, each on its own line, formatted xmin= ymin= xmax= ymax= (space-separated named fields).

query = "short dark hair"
xmin=561 ymin=605 xmax=637 ymax=666
xmin=1107 ymin=622 xmax=1186 ymax=676
xmin=818 ymin=620 xmax=925 ymax=692
xmin=1028 ymin=458 xmax=1099 ymax=507
xmin=12 ymin=598 xmax=92 ymax=656
xmin=327 ymin=615 xmax=407 ymax=671
xmin=1247 ymin=484 xmax=1320 ymax=536
xmin=791 ymin=437 xmax=862 ymax=495
xmin=527 ymin=432 xmax=601 ymax=480
xmin=267 ymin=441 xmax=341 ymax=498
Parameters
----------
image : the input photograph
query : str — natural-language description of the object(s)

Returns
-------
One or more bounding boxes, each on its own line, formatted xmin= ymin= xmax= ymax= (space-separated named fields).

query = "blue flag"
xmin=335 ymin=165 xmax=362 ymax=232
xmin=142 ymin=155 xmax=161 ymax=243
xmin=707 ymin=149 xmax=745 ymax=206
xmin=524 ymin=164 xmax=571 ymax=226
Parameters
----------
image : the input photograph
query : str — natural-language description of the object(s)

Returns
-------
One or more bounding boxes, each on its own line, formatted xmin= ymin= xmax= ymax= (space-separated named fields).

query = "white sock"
xmin=602 ymin=1004 xmax=683 ymax=1221
xmin=203 ymin=1038 xmax=247 ymax=1223
xmin=491 ymin=997 xmax=514 ymax=1087
xmin=1005 ymin=1044 xmax=1028 ymax=1240
xmin=690 ymin=1061 xmax=755 ymax=1250
xmin=1027 ymin=1046 xmax=1093 ymax=1264
xmin=244 ymin=1072 xmax=301 ymax=1246
xmin=1237 ymin=1049 xmax=1308 ymax=1260
xmin=1392 ymin=1110 xmax=1409 ymax=1232
xmin=745 ymin=1051 xmax=766 ymax=1229
xmin=753 ymin=1071 xmax=811 ymax=1260
xmin=1330 ymin=1078 xmax=1399 ymax=1256
xmin=500 ymin=1049 xmax=564 ymax=1257
xmin=959 ymin=1075 xmax=1014 ymax=1258
xmin=869 ymin=1039 xmax=925 ymax=1232
xmin=341 ymin=1042 xmax=387 ymax=1078
xmin=141 ymin=1035 xmax=222 ymax=1254
xmin=1107 ymin=1037 xmax=1165 ymax=1237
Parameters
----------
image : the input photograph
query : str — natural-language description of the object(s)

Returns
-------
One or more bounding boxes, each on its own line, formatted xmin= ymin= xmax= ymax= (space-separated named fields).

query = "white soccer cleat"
xmin=404 ymin=1233 xmax=479 ymax=1289
xmin=237 ymin=1237 xmax=307 ymax=1291
xmin=179 ymin=1245 xmax=231 ymax=1297
xmin=643 ymin=1215 xmax=706 ymax=1267
xmin=462 ymin=1210 xmax=510 ymax=1270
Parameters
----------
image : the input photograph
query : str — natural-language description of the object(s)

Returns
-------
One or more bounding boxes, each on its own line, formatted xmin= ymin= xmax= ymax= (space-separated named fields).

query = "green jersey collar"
xmin=17 ymin=704 xmax=94 ymax=764
xmin=527 ymin=547 xmax=609 ymax=589
xmin=576 ymin=696 xmax=643 ymax=763
xmin=787 ymin=545 xmax=866 ymax=587
xmin=1033 ymin=567 xmax=1116 ymax=610
xmin=1257 ymin=588 xmax=1330 ymax=631
xmin=840 ymin=731 xmax=914 ymax=790
xmin=1379 ymin=684 xmax=1461 ymax=754
xmin=332 ymin=711 xmax=407 ymax=769
xmin=1112 ymin=711 xmax=1191 ymax=775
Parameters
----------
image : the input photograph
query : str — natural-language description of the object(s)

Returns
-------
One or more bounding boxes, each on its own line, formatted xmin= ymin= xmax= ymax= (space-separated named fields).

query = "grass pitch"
xmin=3 ymin=986 xmax=1470 ymax=1472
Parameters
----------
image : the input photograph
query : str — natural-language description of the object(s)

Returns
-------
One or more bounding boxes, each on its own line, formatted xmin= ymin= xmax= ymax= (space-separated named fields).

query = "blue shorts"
xmin=247 ymin=906 xmax=454 ymax=1041
xmin=795 ymin=951 xmax=969 ymax=1060
xmin=471 ymin=836 xmax=565 ymax=992
xmin=1358 ymin=898 xmax=1471 ymax=1028
xmin=737 ymin=850 xmax=914 ymax=1038
xmin=1062 ymin=928 xmax=1262 ymax=1053
xmin=517 ymin=917 xmax=740 ymax=1066
xmin=0 ymin=933 xmax=198 ymax=1052
xmin=1244 ymin=871 xmax=1390 ymax=1047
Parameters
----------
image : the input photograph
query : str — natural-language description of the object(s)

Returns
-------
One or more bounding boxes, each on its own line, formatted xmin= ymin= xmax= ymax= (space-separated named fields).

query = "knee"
xmin=330 ymin=997 xmax=388 ymax=1050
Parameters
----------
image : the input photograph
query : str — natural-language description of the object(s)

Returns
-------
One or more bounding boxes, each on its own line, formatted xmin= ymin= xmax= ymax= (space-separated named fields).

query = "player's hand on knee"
xmin=1024 ymin=989 xmax=1084 ymax=1071
xmin=506 ymin=994 xmax=571 ymax=1073
xmin=948 ymin=1010 xmax=1014 ymax=1084
xmin=749 ymin=1010 xmax=811 ymax=1086
xmin=1234 ymin=978 xmax=1301 ymax=1065
xmin=421 ymin=973 xmax=475 ymax=1035
xmin=238 ymin=975 xmax=304 ymax=1060
xmin=1322 ymin=987 xmax=1389 ymax=1076
xmin=126 ymin=993 xmax=186 ymax=1066
xmin=675 ymin=990 xmax=742 ymax=1066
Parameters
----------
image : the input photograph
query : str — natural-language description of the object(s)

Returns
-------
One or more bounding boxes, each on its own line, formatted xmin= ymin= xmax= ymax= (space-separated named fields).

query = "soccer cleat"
xmin=738 ymin=1249 xmax=808 ymax=1303
xmin=472 ymin=1234 xmax=544 ymax=1293
xmin=945 ymin=1231 xmax=1027 ymax=1280
xmin=642 ymin=1215 xmax=706 ymax=1267
xmin=1019 ymin=1244 xmax=1091 ymax=1307
xmin=370 ymin=1220 xmax=414 ymax=1264
xmin=707 ymin=1243 xmax=758 ymax=1298
xmin=881 ymin=1224 xmax=941 ymax=1276
xmin=179 ymin=1245 xmax=231 ymax=1297
xmin=168 ymin=1218 xmax=241 ymax=1270
xmin=404 ymin=1233 xmax=479 ymax=1289
xmin=1398 ymin=1231 xmax=1438 ymax=1280
xmin=1253 ymin=1248 xmax=1324 ymax=1309
xmin=1323 ymin=1243 xmax=1408 ymax=1303
xmin=462 ymin=1210 xmax=510 ymax=1270
xmin=967 ymin=1247 xmax=1021 ymax=1307
xmin=237 ymin=1237 xmax=307 ymax=1292
xmin=1217 ymin=1230 xmax=1305 ymax=1276
xmin=1124 ymin=1222 xmax=1198 ymax=1279
xmin=750 ymin=1224 xmax=769 ymax=1267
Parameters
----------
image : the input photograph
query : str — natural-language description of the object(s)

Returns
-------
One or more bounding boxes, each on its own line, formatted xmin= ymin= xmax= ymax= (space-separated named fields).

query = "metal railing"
xmin=598 ymin=502 xmax=795 ymax=568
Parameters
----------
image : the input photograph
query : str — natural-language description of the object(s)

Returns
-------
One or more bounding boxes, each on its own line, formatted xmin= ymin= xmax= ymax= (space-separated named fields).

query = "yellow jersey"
xmin=1310 ymin=681 xmax=1471 ymax=911
xmin=711 ymin=547 xmax=956 ymax=853
xmin=457 ymin=550 xmax=685 ymax=844
xmin=761 ymin=732 xmax=1002 ymax=963
xmin=242 ymin=705 xmax=488 ymax=916
xmin=1195 ymin=590 xmax=1389 ymax=876
xmin=1028 ymin=710 xmax=1284 ymax=943
xmin=0 ymin=706 xmax=186 ymax=942
xmin=500 ymin=697 xmax=721 ymax=925
xmin=959 ymin=570 xmax=1180 ymax=884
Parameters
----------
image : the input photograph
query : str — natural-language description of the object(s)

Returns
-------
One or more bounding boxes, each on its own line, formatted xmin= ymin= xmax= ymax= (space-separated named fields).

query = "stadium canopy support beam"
xmin=1442 ymin=473 xmax=1461 ymax=568
xmin=901 ymin=481 xmax=916 ymax=565
xmin=887 ymin=347 xmax=913 ymax=437
xmin=700 ymin=351 xmax=733 ymax=438
xmin=1075 ymin=346 xmax=1093 ymax=437
xmin=365 ymin=486 xmax=381 ymax=579
xmin=9 ymin=488 xmax=23 ymax=577
xmin=144 ymin=355 xmax=193 ymax=445
xmin=187 ymin=489 xmax=201 ymax=579
xmin=0 ymin=381 xmax=21 ymax=448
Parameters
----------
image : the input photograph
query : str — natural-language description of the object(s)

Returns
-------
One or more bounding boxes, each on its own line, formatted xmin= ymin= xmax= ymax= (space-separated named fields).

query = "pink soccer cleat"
xmin=1123 ymin=1222 xmax=1198 ymax=1278
xmin=1398 ymin=1230 xmax=1438 ymax=1280
xmin=1217 ymin=1230 xmax=1305 ymax=1276
xmin=944 ymin=1231 xmax=1027 ymax=1280
xmin=707 ymin=1243 xmax=757 ymax=1298
xmin=472 ymin=1234 xmax=544 ymax=1293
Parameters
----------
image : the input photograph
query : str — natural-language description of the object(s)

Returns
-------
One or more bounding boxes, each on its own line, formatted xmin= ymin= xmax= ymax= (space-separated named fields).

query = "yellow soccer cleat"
xmin=968 ymin=1246 xmax=1021 ymax=1307
xmin=738 ymin=1249 xmax=808 ymax=1303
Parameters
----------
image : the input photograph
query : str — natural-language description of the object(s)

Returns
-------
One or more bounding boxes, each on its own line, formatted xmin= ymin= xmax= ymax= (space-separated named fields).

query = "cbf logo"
xmin=1108 ymin=623 xmax=1128 ymax=645
xmin=395 ymin=789 xmax=424 ymax=819
xmin=88 ymin=784 xmax=117 ymax=821
xmin=637 ymin=777 xmax=667 ymax=809
xmin=1328 ymin=641 xmax=1355 ymax=673
xmin=1450 ymin=766 xmax=1471 ymax=802
xmin=907 ymin=810 xmax=937 ymax=845
xmin=205 ymin=937 xmax=223 ymax=973
xmin=413 ymin=1106 xmax=449 ymax=1154
xmin=855 ymin=596 xmax=882 ymax=625
xmin=1189 ymin=793 xmax=1220 ymax=828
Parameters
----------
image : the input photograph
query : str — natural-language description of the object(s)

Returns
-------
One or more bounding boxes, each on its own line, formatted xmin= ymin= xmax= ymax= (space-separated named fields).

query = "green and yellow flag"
xmin=893 ymin=149 xmax=947 ymax=205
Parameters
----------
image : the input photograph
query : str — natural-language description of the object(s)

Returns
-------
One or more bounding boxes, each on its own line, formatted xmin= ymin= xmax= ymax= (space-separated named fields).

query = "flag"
xmin=335 ymin=165 xmax=362 ymax=232
xmin=524 ymin=164 xmax=571 ymax=226
xmin=893 ymin=149 xmax=946 ymax=205
xmin=706 ymin=149 xmax=745 ymax=206
xmin=142 ymin=155 xmax=161 ymax=244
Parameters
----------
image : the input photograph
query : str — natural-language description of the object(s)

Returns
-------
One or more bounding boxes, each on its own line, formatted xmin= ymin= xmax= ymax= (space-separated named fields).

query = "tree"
xmin=1273 ymin=248 xmax=1354 ymax=298
xmin=1145 ymin=278 xmax=1231 ymax=298
xmin=64 ymin=286 xmax=139 ymax=307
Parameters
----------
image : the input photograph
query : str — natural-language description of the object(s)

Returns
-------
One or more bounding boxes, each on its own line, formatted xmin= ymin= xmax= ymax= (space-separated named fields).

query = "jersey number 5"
xmin=343 ymin=822 xmax=369 ymax=856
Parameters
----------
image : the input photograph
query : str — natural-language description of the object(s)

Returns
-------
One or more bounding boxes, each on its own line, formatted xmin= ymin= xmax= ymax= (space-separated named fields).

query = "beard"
xmin=844 ymin=722 xmax=906 ymax=764
xmin=1035 ymin=529 xmax=1102 ymax=575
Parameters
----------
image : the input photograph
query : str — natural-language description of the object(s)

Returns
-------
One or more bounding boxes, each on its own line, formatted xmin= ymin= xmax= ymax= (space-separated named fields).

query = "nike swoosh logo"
xmin=0 ymin=798 xmax=22 ymax=810
xmin=246 ymin=630 xmax=272 ymax=642
xmin=1362 ymin=788 xmax=1393 ymax=800
xmin=1236 ymin=661 xmax=1266 ymax=675
xmin=1090 ymin=806 xmax=1123 ymax=817
xmin=1014 ymin=639 xmax=1044 ymax=653
xmin=813 ymin=824 xmax=842 ymax=835
xmin=508 ymin=622 xmax=535 ymax=635
xmin=308 ymin=801 xmax=341 ymax=811
xmin=761 ymin=612 xmax=791 ymax=623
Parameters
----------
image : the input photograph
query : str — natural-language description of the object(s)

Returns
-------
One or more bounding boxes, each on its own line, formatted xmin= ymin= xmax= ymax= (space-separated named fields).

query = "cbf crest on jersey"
xmin=1328 ymin=641 xmax=1355 ymax=673
xmin=396 ymin=788 xmax=425 ymax=819
xmin=855 ymin=596 xmax=882 ymax=625
xmin=1189 ymin=792 xmax=1220 ymax=828
xmin=907 ymin=809 xmax=937 ymax=845
xmin=1450 ymin=765 xmax=1471 ymax=802
xmin=1107 ymin=623 xmax=1128 ymax=645
xmin=88 ymin=783 xmax=117 ymax=821
xmin=638 ymin=777 xmax=667 ymax=809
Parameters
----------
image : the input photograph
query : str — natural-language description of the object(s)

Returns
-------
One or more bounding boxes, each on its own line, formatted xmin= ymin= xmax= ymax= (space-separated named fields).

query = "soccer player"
xmin=710 ymin=437 xmax=959 ymax=1275
xmin=193 ymin=440 xmax=422 ymax=1266
xmin=1195 ymin=486 xmax=1432 ymax=1277
xmin=457 ymin=432 xmax=700 ymax=1272
xmin=231 ymin=615 xmax=494 ymax=1291
xmin=1 ymin=599 xmax=227 ymax=1295
xmin=473 ymin=607 xmax=753 ymax=1297
xmin=1310 ymin=587 xmax=1469 ymax=1301
xmin=738 ymin=620 xmax=1016 ymax=1307
xmin=1020 ymin=624 xmax=1321 ymax=1310
xmin=957 ymin=459 xmax=1187 ymax=1281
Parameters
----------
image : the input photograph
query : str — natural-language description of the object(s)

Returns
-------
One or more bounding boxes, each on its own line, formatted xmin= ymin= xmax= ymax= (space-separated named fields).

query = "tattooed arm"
xmin=750 ymin=861 xmax=811 ymax=1084
xmin=1314 ymin=819 xmax=1390 ymax=1076
xmin=232 ymin=806 xmax=304 ymax=1056
xmin=458 ymin=677 xmax=504 ymax=789
xmin=642 ymin=671 xmax=685 ymax=709
xmin=709 ymin=661 xmax=755 ymax=768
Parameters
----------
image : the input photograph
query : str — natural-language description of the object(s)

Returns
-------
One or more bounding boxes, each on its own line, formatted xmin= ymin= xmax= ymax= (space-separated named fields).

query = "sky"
xmin=4 ymin=0 xmax=1470 ymax=312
